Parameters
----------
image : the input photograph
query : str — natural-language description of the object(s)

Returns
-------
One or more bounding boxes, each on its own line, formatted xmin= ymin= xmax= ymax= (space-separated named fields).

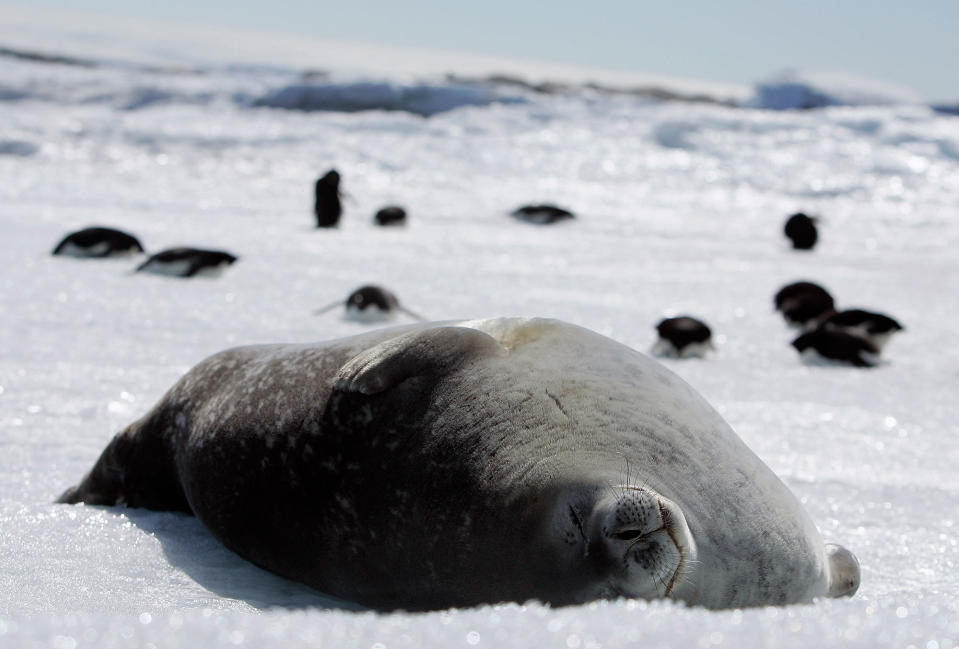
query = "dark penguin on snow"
xmin=136 ymin=247 xmax=238 ymax=278
xmin=510 ymin=204 xmax=575 ymax=225
xmin=314 ymin=285 xmax=425 ymax=323
xmin=791 ymin=328 xmax=880 ymax=368
xmin=314 ymin=169 xmax=342 ymax=228
xmin=52 ymin=226 xmax=144 ymax=258
xmin=784 ymin=212 xmax=819 ymax=250
xmin=822 ymin=309 xmax=904 ymax=351
xmin=374 ymin=206 xmax=407 ymax=226
xmin=652 ymin=316 xmax=714 ymax=359
xmin=774 ymin=281 xmax=836 ymax=329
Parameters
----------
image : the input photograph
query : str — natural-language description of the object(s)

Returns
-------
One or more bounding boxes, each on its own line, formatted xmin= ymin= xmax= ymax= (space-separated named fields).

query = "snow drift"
xmin=753 ymin=69 xmax=923 ymax=110
xmin=252 ymin=81 xmax=526 ymax=116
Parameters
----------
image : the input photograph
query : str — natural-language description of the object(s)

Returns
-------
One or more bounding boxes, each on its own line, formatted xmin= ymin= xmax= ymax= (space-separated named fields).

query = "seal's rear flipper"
xmin=57 ymin=432 xmax=130 ymax=506
xmin=333 ymin=326 xmax=507 ymax=395
xmin=824 ymin=543 xmax=861 ymax=598
xmin=56 ymin=422 xmax=192 ymax=513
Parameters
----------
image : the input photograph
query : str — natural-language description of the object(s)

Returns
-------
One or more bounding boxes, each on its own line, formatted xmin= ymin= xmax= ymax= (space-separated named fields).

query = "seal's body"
xmin=58 ymin=318 xmax=859 ymax=610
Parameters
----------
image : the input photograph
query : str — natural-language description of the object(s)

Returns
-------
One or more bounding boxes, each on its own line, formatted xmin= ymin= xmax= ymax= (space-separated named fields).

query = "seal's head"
xmin=584 ymin=487 xmax=696 ymax=600
xmin=531 ymin=481 xmax=697 ymax=606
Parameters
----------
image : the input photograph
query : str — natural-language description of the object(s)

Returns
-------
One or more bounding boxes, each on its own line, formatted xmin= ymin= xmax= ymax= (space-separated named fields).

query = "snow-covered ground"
xmin=2 ymin=11 xmax=959 ymax=649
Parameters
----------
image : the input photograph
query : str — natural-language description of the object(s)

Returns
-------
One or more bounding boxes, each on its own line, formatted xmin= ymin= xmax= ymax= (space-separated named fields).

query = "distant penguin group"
xmin=775 ymin=280 xmax=903 ymax=368
xmin=50 ymin=186 xmax=907 ymax=369
xmin=51 ymin=226 xmax=238 ymax=279
xmin=314 ymin=169 xmax=409 ymax=228
xmin=311 ymin=170 xmax=582 ymax=230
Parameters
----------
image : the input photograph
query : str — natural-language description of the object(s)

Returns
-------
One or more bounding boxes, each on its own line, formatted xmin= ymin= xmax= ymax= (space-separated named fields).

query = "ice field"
xmin=1 ymin=10 xmax=959 ymax=649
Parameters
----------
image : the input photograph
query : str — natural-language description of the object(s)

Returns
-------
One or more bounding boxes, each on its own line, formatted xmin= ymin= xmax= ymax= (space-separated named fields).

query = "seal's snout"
xmin=824 ymin=543 xmax=861 ymax=598
xmin=592 ymin=488 xmax=695 ymax=600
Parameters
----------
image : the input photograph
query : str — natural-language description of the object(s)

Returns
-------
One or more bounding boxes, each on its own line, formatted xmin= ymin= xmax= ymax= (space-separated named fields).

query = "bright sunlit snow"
xmin=1 ymin=11 xmax=959 ymax=649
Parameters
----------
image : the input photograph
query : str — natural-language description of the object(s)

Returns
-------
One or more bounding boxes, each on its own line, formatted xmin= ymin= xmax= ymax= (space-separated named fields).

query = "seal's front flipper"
xmin=333 ymin=326 xmax=507 ymax=395
xmin=824 ymin=543 xmax=861 ymax=598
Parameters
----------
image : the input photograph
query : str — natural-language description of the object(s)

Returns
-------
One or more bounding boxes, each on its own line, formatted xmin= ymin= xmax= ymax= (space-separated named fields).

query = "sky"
xmin=1 ymin=0 xmax=957 ymax=102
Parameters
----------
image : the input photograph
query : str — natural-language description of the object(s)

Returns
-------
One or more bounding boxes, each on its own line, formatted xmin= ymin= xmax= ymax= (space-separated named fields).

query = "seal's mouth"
xmin=653 ymin=500 xmax=692 ymax=597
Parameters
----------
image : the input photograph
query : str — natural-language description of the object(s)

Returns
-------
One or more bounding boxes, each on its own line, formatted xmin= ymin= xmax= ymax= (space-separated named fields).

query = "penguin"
xmin=314 ymin=169 xmax=342 ymax=228
xmin=784 ymin=212 xmax=819 ymax=250
xmin=52 ymin=226 xmax=144 ymax=258
xmin=510 ymin=204 xmax=574 ymax=224
xmin=822 ymin=309 xmax=904 ymax=351
xmin=791 ymin=328 xmax=879 ymax=368
xmin=374 ymin=206 xmax=407 ymax=226
xmin=651 ymin=316 xmax=714 ymax=359
xmin=774 ymin=281 xmax=836 ymax=329
xmin=314 ymin=285 xmax=424 ymax=323
xmin=135 ymin=247 xmax=237 ymax=278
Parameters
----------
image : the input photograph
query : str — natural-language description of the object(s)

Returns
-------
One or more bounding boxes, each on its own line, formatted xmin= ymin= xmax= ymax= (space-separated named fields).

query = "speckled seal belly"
xmin=57 ymin=317 xmax=860 ymax=610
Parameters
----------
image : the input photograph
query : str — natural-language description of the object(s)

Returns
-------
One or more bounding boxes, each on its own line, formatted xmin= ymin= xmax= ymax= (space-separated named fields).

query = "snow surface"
xmin=2 ymin=12 xmax=959 ymax=649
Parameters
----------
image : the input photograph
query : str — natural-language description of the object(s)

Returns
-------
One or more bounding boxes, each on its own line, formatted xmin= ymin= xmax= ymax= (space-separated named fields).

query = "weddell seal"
xmin=57 ymin=317 xmax=860 ymax=610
